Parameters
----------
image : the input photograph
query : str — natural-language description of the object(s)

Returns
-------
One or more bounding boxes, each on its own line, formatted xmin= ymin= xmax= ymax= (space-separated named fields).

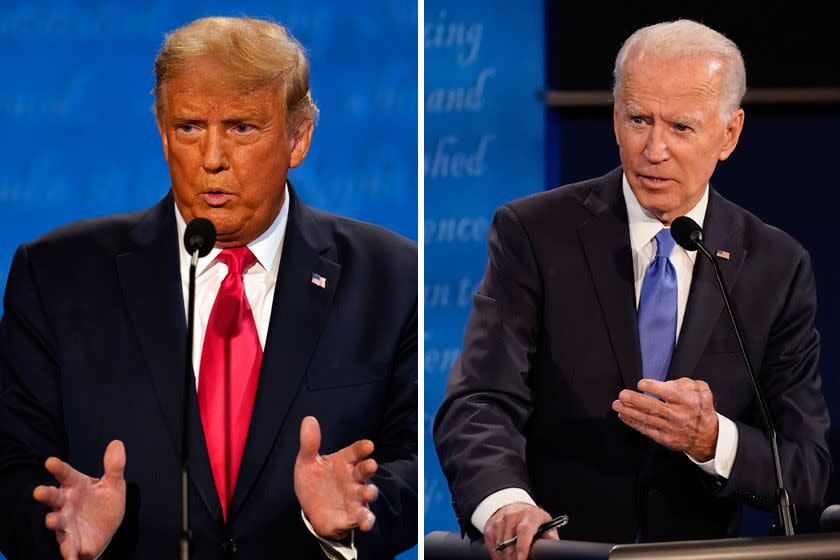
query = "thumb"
xmin=298 ymin=416 xmax=321 ymax=462
xmin=102 ymin=439 xmax=126 ymax=483
xmin=540 ymin=528 xmax=561 ymax=541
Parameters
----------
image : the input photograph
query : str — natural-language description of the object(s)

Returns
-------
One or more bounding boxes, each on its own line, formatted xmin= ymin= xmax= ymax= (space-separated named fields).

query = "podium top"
xmin=424 ymin=531 xmax=840 ymax=560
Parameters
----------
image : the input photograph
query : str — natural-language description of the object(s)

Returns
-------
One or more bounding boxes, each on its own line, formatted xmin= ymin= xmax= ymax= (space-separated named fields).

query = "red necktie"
xmin=197 ymin=247 xmax=262 ymax=521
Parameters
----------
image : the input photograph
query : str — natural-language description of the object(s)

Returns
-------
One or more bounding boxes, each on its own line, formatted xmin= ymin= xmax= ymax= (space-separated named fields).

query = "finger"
xmin=514 ymin=520 xmax=540 ymax=560
xmin=33 ymin=485 xmax=64 ymax=508
xmin=298 ymin=416 xmax=321 ymax=462
xmin=618 ymin=412 xmax=665 ymax=441
xmin=613 ymin=401 xmax=669 ymax=431
xmin=357 ymin=507 xmax=375 ymax=532
xmin=60 ymin=540 xmax=79 ymax=560
xmin=44 ymin=457 xmax=82 ymax=486
xmin=360 ymin=483 xmax=379 ymax=504
xmin=353 ymin=458 xmax=378 ymax=482
xmin=339 ymin=439 xmax=375 ymax=464
xmin=637 ymin=379 xmax=693 ymax=403
xmin=617 ymin=389 xmax=669 ymax=416
xmin=103 ymin=440 xmax=126 ymax=484
xmin=45 ymin=511 xmax=66 ymax=531
xmin=539 ymin=527 xmax=560 ymax=541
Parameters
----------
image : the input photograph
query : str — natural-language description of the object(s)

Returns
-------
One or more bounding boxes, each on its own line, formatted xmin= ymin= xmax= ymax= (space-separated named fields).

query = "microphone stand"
xmin=179 ymin=249 xmax=199 ymax=559
xmin=690 ymin=230 xmax=796 ymax=536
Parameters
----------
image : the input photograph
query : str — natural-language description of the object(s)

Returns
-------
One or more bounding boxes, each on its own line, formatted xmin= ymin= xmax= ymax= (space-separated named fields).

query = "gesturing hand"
xmin=484 ymin=503 xmax=559 ymax=560
xmin=612 ymin=378 xmax=719 ymax=461
xmin=32 ymin=439 xmax=127 ymax=560
xmin=294 ymin=416 xmax=379 ymax=541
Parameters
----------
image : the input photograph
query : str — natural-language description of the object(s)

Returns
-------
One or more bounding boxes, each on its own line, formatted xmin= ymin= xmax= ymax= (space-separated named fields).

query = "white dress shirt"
xmin=174 ymin=185 xmax=356 ymax=560
xmin=471 ymin=176 xmax=739 ymax=534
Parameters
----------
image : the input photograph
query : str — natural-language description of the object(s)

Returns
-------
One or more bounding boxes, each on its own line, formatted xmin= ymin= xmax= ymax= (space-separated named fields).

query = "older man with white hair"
xmin=434 ymin=19 xmax=829 ymax=560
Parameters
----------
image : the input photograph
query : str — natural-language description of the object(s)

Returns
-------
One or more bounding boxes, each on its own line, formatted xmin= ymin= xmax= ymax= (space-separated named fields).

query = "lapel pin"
xmin=715 ymin=250 xmax=731 ymax=260
xmin=310 ymin=272 xmax=327 ymax=289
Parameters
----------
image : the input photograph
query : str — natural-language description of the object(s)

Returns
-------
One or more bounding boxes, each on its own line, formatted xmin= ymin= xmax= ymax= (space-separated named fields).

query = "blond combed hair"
xmin=613 ymin=19 xmax=746 ymax=122
xmin=153 ymin=16 xmax=318 ymax=133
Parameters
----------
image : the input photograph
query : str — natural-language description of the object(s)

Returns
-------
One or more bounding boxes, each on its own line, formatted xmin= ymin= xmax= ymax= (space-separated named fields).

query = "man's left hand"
xmin=294 ymin=416 xmax=379 ymax=541
xmin=612 ymin=378 xmax=719 ymax=461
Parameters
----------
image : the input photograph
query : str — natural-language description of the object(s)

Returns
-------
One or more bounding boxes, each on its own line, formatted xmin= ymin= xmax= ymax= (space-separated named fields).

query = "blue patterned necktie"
xmin=638 ymin=229 xmax=678 ymax=382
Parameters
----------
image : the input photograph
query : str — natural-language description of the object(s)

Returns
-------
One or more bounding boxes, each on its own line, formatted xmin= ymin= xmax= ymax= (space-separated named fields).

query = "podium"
xmin=424 ymin=531 xmax=840 ymax=559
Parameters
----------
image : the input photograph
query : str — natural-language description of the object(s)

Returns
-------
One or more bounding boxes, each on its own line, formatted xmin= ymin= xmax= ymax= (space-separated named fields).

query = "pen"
xmin=494 ymin=514 xmax=569 ymax=552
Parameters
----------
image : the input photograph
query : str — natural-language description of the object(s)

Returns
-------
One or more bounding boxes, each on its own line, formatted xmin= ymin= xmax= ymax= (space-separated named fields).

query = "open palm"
xmin=33 ymin=440 xmax=127 ymax=560
xmin=294 ymin=416 xmax=379 ymax=540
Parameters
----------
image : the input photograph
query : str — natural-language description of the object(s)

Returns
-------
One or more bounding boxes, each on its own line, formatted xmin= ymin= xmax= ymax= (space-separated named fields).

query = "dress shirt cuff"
xmin=301 ymin=509 xmax=357 ymax=560
xmin=471 ymin=487 xmax=537 ymax=534
xmin=687 ymin=412 xmax=739 ymax=479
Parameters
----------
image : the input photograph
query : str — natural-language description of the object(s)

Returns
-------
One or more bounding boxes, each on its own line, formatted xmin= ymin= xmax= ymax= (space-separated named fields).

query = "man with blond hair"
xmin=0 ymin=16 xmax=417 ymax=560
xmin=434 ymin=19 xmax=829 ymax=560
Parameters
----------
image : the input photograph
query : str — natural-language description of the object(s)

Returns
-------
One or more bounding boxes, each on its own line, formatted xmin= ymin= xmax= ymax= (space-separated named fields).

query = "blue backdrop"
xmin=0 ymin=1 xmax=417 ymax=558
xmin=424 ymin=0 xmax=545 ymax=535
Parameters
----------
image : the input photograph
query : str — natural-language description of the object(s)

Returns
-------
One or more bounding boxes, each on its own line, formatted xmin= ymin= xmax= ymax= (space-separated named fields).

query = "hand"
xmin=483 ymin=503 xmax=559 ymax=560
xmin=612 ymin=378 xmax=719 ymax=461
xmin=294 ymin=416 xmax=379 ymax=541
xmin=32 ymin=440 xmax=127 ymax=560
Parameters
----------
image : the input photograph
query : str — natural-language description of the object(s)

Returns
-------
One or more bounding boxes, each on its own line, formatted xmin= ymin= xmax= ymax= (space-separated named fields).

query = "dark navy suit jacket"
xmin=0 ymin=187 xmax=417 ymax=559
xmin=434 ymin=168 xmax=830 ymax=543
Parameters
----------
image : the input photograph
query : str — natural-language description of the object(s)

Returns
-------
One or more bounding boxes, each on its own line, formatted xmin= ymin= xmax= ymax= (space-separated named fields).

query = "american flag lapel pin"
xmin=715 ymin=249 xmax=731 ymax=260
xmin=310 ymin=272 xmax=327 ymax=289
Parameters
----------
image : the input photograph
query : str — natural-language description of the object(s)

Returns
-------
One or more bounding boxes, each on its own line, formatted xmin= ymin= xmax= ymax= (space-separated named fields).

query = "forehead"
xmin=619 ymin=53 xmax=724 ymax=114
xmin=160 ymin=56 xmax=283 ymax=118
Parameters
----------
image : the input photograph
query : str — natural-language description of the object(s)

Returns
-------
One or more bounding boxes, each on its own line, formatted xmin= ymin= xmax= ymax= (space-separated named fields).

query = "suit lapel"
xmin=578 ymin=169 xmax=643 ymax=390
xmin=116 ymin=194 xmax=222 ymax=525
xmin=668 ymin=189 xmax=746 ymax=380
xmin=229 ymin=190 xmax=340 ymax=519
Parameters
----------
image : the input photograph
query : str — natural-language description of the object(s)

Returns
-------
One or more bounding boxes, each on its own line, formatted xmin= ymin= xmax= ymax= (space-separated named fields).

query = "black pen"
xmin=494 ymin=514 xmax=569 ymax=552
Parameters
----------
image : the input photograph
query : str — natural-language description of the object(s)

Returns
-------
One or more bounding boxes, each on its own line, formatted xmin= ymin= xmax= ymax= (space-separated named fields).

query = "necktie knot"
xmin=654 ymin=229 xmax=676 ymax=259
xmin=218 ymin=247 xmax=257 ymax=276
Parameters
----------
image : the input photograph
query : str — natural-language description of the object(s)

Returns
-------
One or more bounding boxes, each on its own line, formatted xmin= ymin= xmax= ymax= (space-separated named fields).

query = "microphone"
xmin=180 ymin=218 xmax=216 ymax=559
xmin=820 ymin=505 xmax=840 ymax=532
xmin=670 ymin=216 xmax=796 ymax=536
xmin=184 ymin=217 xmax=216 ymax=259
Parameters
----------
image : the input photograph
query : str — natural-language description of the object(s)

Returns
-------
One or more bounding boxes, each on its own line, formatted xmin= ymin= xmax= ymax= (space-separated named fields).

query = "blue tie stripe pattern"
xmin=638 ymin=229 xmax=678 ymax=383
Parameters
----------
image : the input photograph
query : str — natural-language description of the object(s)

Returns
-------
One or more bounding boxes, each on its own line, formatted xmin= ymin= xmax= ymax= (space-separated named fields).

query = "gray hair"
xmin=613 ymin=19 xmax=746 ymax=122
xmin=153 ymin=16 xmax=318 ymax=134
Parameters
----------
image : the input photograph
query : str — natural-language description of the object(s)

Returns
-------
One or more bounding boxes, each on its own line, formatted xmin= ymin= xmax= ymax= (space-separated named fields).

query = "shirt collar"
xmin=175 ymin=183 xmax=290 ymax=278
xmin=622 ymin=173 xmax=708 ymax=262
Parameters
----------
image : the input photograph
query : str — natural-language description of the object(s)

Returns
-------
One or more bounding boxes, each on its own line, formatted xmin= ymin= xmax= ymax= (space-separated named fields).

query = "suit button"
xmin=221 ymin=538 xmax=237 ymax=554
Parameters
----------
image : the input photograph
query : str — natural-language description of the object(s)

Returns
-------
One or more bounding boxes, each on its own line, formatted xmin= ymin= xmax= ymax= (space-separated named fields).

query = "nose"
xmin=642 ymin=123 xmax=669 ymax=163
xmin=202 ymin=128 xmax=229 ymax=173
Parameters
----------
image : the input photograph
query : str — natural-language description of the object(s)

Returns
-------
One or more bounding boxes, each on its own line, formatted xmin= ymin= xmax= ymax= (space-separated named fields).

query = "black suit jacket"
xmin=434 ymin=168 xmax=830 ymax=543
xmin=0 ymin=187 xmax=417 ymax=559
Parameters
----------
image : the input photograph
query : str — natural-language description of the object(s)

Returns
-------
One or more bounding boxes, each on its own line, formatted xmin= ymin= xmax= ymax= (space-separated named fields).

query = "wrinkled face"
xmin=613 ymin=52 xmax=744 ymax=225
xmin=157 ymin=56 xmax=313 ymax=247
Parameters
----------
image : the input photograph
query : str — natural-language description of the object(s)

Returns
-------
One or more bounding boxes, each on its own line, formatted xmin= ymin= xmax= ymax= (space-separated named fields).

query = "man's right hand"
xmin=483 ymin=502 xmax=559 ymax=560
xmin=33 ymin=439 xmax=127 ymax=560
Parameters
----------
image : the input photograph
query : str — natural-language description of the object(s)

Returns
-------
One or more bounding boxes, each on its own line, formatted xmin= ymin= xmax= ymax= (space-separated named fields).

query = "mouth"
xmin=636 ymin=174 xmax=673 ymax=188
xmin=200 ymin=190 xmax=235 ymax=206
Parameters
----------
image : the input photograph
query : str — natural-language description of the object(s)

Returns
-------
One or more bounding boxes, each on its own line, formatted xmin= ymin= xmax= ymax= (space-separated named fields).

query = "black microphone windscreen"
xmin=184 ymin=218 xmax=216 ymax=257
xmin=671 ymin=216 xmax=702 ymax=251
xmin=821 ymin=505 xmax=840 ymax=531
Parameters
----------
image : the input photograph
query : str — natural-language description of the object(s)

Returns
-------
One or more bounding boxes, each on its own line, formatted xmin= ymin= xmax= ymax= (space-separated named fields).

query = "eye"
xmin=233 ymin=123 xmax=255 ymax=134
xmin=630 ymin=115 xmax=645 ymax=125
xmin=178 ymin=124 xmax=196 ymax=133
xmin=674 ymin=123 xmax=692 ymax=132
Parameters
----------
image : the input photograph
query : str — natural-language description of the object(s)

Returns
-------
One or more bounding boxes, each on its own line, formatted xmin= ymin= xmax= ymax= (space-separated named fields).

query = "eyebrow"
xmin=624 ymin=106 xmax=702 ymax=127
xmin=169 ymin=114 xmax=266 ymax=124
